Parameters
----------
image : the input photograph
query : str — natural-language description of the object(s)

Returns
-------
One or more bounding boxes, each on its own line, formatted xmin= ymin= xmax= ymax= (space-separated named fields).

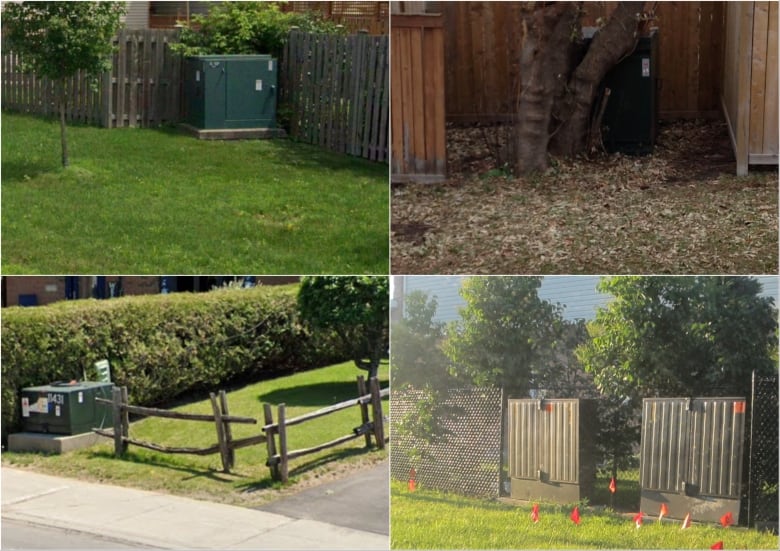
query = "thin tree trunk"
xmin=58 ymin=80 xmax=69 ymax=167
xmin=550 ymin=2 xmax=646 ymax=156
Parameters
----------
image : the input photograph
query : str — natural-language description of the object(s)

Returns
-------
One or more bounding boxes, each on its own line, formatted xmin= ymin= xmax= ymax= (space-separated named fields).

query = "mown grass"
xmin=1 ymin=113 xmax=388 ymax=274
xmin=390 ymin=482 xmax=779 ymax=549
xmin=1 ymin=361 xmax=389 ymax=507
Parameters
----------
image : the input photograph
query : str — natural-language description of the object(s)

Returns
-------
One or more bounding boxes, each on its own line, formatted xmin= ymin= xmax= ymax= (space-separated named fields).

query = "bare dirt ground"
xmin=392 ymin=120 xmax=778 ymax=274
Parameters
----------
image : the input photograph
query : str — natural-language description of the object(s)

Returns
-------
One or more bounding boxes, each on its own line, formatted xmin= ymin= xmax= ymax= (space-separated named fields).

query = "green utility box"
xmin=183 ymin=55 xmax=278 ymax=130
xmin=20 ymin=381 xmax=113 ymax=435
xmin=600 ymin=30 xmax=659 ymax=155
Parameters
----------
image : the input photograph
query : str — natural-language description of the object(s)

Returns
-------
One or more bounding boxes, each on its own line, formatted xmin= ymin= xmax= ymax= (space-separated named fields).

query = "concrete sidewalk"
xmin=1 ymin=468 xmax=389 ymax=550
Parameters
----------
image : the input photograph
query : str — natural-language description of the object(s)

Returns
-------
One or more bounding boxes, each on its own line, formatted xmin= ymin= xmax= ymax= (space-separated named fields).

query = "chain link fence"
xmin=747 ymin=373 xmax=779 ymax=531
xmin=390 ymin=387 xmax=503 ymax=497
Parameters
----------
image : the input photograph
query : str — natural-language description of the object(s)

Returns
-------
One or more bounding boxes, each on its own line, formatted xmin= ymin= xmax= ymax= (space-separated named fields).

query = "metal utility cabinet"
xmin=21 ymin=381 xmax=113 ymax=435
xmin=600 ymin=30 xmax=659 ymax=155
xmin=640 ymin=397 xmax=746 ymax=523
xmin=183 ymin=55 xmax=278 ymax=131
xmin=507 ymin=398 xmax=599 ymax=503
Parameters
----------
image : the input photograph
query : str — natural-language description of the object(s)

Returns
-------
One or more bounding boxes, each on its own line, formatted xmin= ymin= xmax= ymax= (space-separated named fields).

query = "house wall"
xmin=399 ymin=276 xmax=780 ymax=324
xmin=123 ymin=1 xmax=149 ymax=29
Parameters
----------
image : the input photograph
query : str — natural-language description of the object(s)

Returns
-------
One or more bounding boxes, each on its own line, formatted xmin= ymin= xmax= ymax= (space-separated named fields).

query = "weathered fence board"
xmin=280 ymin=30 xmax=389 ymax=162
xmin=3 ymin=28 xmax=181 ymax=128
xmin=391 ymin=14 xmax=446 ymax=183
xmin=722 ymin=1 xmax=779 ymax=174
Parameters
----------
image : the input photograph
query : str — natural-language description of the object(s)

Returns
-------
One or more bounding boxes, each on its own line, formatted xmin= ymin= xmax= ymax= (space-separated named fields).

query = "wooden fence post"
xmin=111 ymin=386 xmax=125 ymax=456
xmin=356 ymin=376 xmax=372 ymax=448
xmin=278 ymin=404 xmax=289 ymax=483
xmin=263 ymin=403 xmax=280 ymax=481
xmin=209 ymin=392 xmax=230 ymax=473
xmin=369 ymin=377 xmax=385 ymax=449
xmin=120 ymin=386 xmax=130 ymax=453
xmin=219 ymin=390 xmax=235 ymax=470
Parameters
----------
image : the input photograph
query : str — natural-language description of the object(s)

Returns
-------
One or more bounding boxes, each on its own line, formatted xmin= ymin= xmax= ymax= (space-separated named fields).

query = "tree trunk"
xmin=58 ymin=80 xmax=69 ymax=167
xmin=513 ymin=2 xmax=580 ymax=176
xmin=550 ymin=2 xmax=646 ymax=156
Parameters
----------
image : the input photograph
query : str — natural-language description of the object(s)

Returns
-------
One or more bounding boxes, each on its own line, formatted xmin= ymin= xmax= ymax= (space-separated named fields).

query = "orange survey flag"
xmin=720 ymin=512 xmax=734 ymax=527
xmin=531 ymin=503 xmax=540 ymax=523
xmin=633 ymin=511 xmax=643 ymax=529
xmin=710 ymin=542 xmax=724 ymax=550
xmin=681 ymin=512 xmax=692 ymax=529
xmin=570 ymin=506 xmax=581 ymax=525
xmin=609 ymin=477 xmax=617 ymax=494
xmin=659 ymin=503 xmax=669 ymax=521
xmin=408 ymin=467 xmax=416 ymax=492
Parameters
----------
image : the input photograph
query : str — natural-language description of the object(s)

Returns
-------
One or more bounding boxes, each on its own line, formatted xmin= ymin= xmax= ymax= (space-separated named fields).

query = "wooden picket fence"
xmin=1 ymin=29 xmax=181 ymax=128
xmin=280 ymin=30 xmax=389 ymax=162
xmin=93 ymin=376 xmax=388 ymax=479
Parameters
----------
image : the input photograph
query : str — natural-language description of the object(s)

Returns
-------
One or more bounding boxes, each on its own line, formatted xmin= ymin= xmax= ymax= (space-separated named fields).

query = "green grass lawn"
xmin=1 ymin=113 xmax=388 ymax=274
xmin=1 ymin=361 xmax=389 ymax=507
xmin=390 ymin=482 xmax=778 ymax=549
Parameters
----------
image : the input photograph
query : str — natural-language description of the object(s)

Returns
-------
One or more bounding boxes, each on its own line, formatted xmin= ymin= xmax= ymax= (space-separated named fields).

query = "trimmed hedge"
xmin=1 ymin=285 xmax=348 ymax=442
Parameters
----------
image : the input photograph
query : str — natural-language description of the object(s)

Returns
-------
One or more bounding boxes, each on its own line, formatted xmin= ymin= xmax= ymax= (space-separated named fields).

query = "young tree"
xmin=298 ymin=276 xmax=388 ymax=379
xmin=576 ymin=276 xmax=778 ymax=402
xmin=391 ymin=290 xmax=454 ymax=390
xmin=2 ymin=2 xmax=125 ymax=167
xmin=510 ymin=1 xmax=649 ymax=174
xmin=442 ymin=276 xmax=567 ymax=397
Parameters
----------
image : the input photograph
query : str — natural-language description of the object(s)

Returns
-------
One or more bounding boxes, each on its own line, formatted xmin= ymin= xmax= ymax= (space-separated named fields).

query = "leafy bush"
xmin=171 ymin=1 xmax=346 ymax=58
xmin=1 ymin=285 xmax=348 ymax=442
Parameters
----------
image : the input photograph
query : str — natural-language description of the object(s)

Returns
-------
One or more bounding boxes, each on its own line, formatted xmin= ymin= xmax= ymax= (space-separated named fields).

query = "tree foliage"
xmin=442 ymin=276 xmax=568 ymax=397
xmin=172 ymin=1 xmax=346 ymax=58
xmin=1 ymin=1 xmax=125 ymax=167
xmin=390 ymin=291 xmax=454 ymax=390
xmin=298 ymin=276 xmax=388 ymax=379
xmin=576 ymin=276 xmax=778 ymax=402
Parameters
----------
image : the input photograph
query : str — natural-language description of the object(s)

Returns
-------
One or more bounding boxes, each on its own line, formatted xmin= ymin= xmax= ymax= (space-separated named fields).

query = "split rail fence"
xmin=93 ymin=376 xmax=387 ymax=481
xmin=280 ymin=30 xmax=389 ymax=162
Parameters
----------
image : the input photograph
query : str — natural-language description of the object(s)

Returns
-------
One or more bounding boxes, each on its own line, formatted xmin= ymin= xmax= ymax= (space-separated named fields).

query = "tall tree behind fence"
xmin=2 ymin=28 xmax=181 ymax=128
xmin=280 ymin=31 xmax=389 ymax=162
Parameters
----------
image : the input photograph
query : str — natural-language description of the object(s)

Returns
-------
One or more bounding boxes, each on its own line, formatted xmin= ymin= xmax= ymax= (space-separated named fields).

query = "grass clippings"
xmin=391 ymin=120 xmax=777 ymax=274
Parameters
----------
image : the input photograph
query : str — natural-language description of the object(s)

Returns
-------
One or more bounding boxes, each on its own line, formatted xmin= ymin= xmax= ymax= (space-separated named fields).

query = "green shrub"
xmin=1 ymin=285 xmax=348 ymax=442
xmin=171 ymin=1 xmax=346 ymax=58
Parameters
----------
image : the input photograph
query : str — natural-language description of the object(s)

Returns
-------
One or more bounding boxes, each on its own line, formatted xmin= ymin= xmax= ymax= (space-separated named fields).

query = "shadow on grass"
xmin=85 ymin=448 xmax=248 ymax=484
xmin=256 ymin=381 xmax=365 ymax=407
xmin=0 ymin=159 xmax=61 ymax=183
xmin=235 ymin=447 xmax=369 ymax=494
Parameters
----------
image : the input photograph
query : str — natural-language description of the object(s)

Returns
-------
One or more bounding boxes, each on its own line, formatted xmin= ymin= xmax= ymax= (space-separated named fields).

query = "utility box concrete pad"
xmin=183 ymin=55 xmax=278 ymax=130
xmin=640 ymin=397 xmax=746 ymax=523
xmin=20 ymin=382 xmax=113 ymax=435
xmin=508 ymin=399 xmax=599 ymax=503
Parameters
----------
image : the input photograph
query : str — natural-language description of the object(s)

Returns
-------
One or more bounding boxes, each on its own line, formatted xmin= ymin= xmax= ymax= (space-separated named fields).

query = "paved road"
xmin=257 ymin=460 xmax=389 ymax=535
xmin=1 ymin=519 xmax=144 ymax=549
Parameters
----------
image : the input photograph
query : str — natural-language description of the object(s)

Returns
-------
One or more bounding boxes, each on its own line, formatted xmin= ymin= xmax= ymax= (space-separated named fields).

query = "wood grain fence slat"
xmin=280 ymin=30 xmax=388 ymax=162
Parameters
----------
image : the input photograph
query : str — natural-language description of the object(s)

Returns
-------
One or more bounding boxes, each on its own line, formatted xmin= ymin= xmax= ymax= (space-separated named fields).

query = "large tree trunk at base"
xmin=513 ymin=2 xmax=580 ymax=176
xmin=550 ymin=2 xmax=646 ymax=156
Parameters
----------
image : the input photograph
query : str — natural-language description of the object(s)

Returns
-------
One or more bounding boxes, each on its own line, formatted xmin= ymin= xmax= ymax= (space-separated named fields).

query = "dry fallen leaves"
xmin=391 ymin=120 xmax=778 ymax=274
